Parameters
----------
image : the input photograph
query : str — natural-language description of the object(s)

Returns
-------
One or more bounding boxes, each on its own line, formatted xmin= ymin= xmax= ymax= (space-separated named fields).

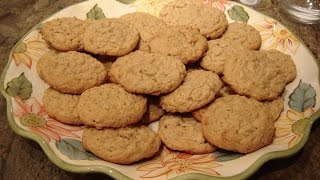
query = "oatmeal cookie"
xmin=201 ymin=95 xmax=275 ymax=153
xmin=82 ymin=125 xmax=161 ymax=164
xmin=200 ymin=39 xmax=237 ymax=74
xmin=223 ymin=50 xmax=296 ymax=100
xmin=77 ymin=84 xmax=147 ymax=129
xmin=160 ymin=0 xmax=228 ymax=39
xmin=40 ymin=17 xmax=88 ymax=51
xmin=37 ymin=51 xmax=106 ymax=94
xmin=160 ymin=70 xmax=222 ymax=112
xmin=109 ymin=51 xmax=186 ymax=95
xmin=264 ymin=97 xmax=284 ymax=121
xmin=83 ymin=18 xmax=139 ymax=56
xmin=42 ymin=88 xmax=81 ymax=125
xmin=158 ymin=114 xmax=216 ymax=154
xmin=147 ymin=26 xmax=208 ymax=64
xmin=221 ymin=22 xmax=261 ymax=50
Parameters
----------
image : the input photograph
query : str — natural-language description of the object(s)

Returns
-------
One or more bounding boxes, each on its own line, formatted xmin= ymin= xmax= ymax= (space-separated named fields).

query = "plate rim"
xmin=1 ymin=0 xmax=320 ymax=179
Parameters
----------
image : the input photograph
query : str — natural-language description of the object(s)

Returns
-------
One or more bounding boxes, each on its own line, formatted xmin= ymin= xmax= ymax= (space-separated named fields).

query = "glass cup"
xmin=280 ymin=0 xmax=320 ymax=24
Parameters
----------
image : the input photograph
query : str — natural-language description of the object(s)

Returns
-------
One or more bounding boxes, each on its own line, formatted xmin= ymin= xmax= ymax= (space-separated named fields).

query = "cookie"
xmin=82 ymin=126 xmax=161 ymax=164
xmin=77 ymin=84 xmax=147 ymax=129
xmin=201 ymin=95 xmax=275 ymax=153
xmin=160 ymin=70 xmax=222 ymax=113
xmin=264 ymin=97 xmax=284 ymax=121
xmin=40 ymin=17 xmax=88 ymax=51
xmin=109 ymin=51 xmax=186 ymax=95
xmin=120 ymin=12 xmax=167 ymax=51
xmin=160 ymin=0 xmax=228 ymax=39
xmin=262 ymin=49 xmax=297 ymax=83
xmin=221 ymin=22 xmax=262 ymax=50
xmin=42 ymin=88 xmax=81 ymax=125
xmin=200 ymin=39 xmax=236 ymax=74
xmin=83 ymin=18 xmax=139 ymax=56
xmin=147 ymin=26 xmax=208 ymax=64
xmin=141 ymin=96 xmax=165 ymax=124
xmin=158 ymin=114 xmax=216 ymax=154
xmin=222 ymin=50 xmax=296 ymax=100
xmin=37 ymin=51 xmax=106 ymax=94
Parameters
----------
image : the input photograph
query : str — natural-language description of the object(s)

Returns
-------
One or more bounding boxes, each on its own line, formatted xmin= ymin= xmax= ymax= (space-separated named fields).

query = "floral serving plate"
xmin=1 ymin=0 xmax=320 ymax=179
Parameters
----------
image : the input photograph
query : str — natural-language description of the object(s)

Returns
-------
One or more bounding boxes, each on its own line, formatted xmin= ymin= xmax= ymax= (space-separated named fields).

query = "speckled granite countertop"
xmin=0 ymin=0 xmax=319 ymax=179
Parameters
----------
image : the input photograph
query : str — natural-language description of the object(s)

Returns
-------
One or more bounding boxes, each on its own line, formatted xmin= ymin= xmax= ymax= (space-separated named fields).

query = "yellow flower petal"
xmin=275 ymin=131 xmax=292 ymax=138
xmin=140 ymin=166 xmax=172 ymax=178
xmin=137 ymin=162 xmax=165 ymax=171
xmin=275 ymin=119 xmax=295 ymax=126
xmin=189 ymin=162 xmax=222 ymax=169
xmin=288 ymin=135 xmax=300 ymax=148
xmin=287 ymin=110 xmax=304 ymax=121
xmin=27 ymin=41 xmax=48 ymax=50
xmin=189 ymin=156 xmax=215 ymax=164
xmin=13 ymin=53 xmax=32 ymax=68
xmin=188 ymin=165 xmax=220 ymax=176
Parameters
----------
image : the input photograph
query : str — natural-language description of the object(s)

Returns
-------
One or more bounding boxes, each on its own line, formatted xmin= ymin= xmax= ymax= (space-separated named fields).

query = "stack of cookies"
xmin=37 ymin=0 xmax=296 ymax=164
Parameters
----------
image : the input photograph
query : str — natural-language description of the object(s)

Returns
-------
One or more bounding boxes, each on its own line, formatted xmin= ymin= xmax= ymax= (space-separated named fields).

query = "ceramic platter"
xmin=1 ymin=0 xmax=320 ymax=179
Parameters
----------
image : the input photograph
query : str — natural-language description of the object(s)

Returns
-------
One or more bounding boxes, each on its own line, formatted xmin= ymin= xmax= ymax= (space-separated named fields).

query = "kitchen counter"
xmin=0 ymin=0 xmax=319 ymax=179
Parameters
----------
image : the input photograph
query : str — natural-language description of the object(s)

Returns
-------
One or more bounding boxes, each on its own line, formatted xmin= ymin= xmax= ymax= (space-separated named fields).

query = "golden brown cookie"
xmin=200 ymin=39 xmax=236 ymax=74
xmin=160 ymin=0 xmax=228 ymax=39
xmin=201 ymin=95 xmax=275 ymax=153
xmin=221 ymin=22 xmax=262 ymax=50
xmin=83 ymin=18 xmax=139 ymax=56
xmin=147 ymin=26 xmax=208 ymax=64
xmin=160 ymin=70 xmax=222 ymax=113
xmin=109 ymin=51 xmax=186 ymax=95
xmin=82 ymin=126 xmax=161 ymax=164
xmin=42 ymin=88 xmax=81 ymax=125
xmin=40 ymin=17 xmax=88 ymax=51
xmin=77 ymin=84 xmax=147 ymax=129
xmin=37 ymin=51 xmax=106 ymax=94
xmin=262 ymin=49 xmax=297 ymax=83
xmin=223 ymin=50 xmax=296 ymax=101
xmin=264 ymin=97 xmax=284 ymax=121
xmin=120 ymin=12 xmax=167 ymax=51
xmin=158 ymin=114 xmax=216 ymax=154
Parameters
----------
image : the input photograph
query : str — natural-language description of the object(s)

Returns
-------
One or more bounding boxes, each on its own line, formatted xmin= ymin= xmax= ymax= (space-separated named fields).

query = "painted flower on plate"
xmin=210 ymin=0 xmax=233 ymax=12
xmin=11 ymin=31 xmax=49 ymax=68
xmin=13 ymin=96 xmax=81 ymax=142
xmin=137 ymin=147 xmax=221 ymax=178
xmin=254 ymin=17 xmax=300 ymax=54
xmin=274 ymin=108 xmax=314 ymax=148
xmin=131 ymin=0 xmax=174 ymax=17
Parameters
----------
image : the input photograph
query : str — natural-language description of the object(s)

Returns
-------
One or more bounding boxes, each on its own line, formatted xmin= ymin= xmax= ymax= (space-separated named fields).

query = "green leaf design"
xmin=6 ymin=73 xmax=32 ymax=100
xmin=227 ymin=5 xmax=249 ymax=23
xmin=56 ymin=139 xmax=98 ymax=160
xmin=213 ymin=149 xmax=244 ymax=162
xmin=86 ymin=4 xmax=106 ymax=20
xmin=116 ymin=0 xmax=136 ymax=4
xmin=292 ymin=118 xmax=309 ymax=136
xmin=289 ymin=80 xmax=316 ymax=112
